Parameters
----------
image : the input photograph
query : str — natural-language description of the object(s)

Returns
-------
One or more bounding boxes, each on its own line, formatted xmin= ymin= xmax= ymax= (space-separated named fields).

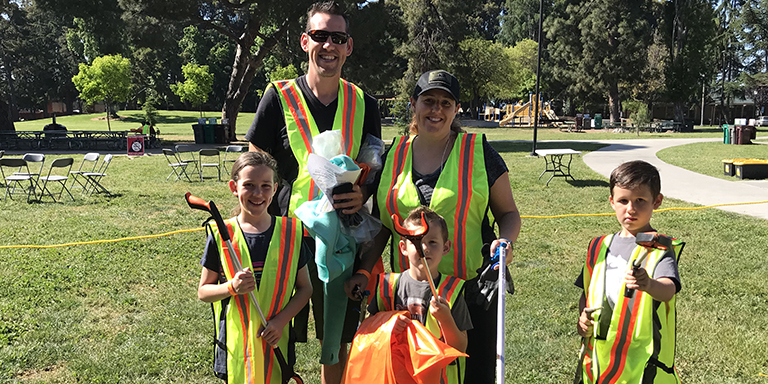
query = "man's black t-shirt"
xmin=245 ymin=75 xmax=381 ymax=216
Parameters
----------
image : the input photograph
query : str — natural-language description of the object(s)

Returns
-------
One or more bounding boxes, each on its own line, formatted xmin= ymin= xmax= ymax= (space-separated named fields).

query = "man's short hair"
xmin=610 ymin=160 xmax=661 ymax=199
xmin=306 ymin=1 xmax=349 ymax=33
xmin=404 ymin=206 xmax=449 ymax=242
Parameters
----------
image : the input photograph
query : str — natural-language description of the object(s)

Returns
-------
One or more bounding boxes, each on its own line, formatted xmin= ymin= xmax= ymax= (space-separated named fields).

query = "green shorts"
xmin=292 ymin=255 xmax=360 ymax=344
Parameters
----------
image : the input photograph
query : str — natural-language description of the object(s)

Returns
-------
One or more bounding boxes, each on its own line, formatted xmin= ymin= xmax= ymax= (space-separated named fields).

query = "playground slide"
xmin=499 ymin=101 xmax=531 ymax=126
xmin=545 ymin=109 xmax=558 ymax=121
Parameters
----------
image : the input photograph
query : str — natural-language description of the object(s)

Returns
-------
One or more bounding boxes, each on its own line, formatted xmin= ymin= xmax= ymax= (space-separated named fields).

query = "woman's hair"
xmin=229 ymin=151 xmax=280 ymax=216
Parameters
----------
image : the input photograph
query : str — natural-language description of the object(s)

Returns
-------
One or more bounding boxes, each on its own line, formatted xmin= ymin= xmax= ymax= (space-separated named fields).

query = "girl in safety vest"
xmin=197 ymin=151 xmax=313 ymax=384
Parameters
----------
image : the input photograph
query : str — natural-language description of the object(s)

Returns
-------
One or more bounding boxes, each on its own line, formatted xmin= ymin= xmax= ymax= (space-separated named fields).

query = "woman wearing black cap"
xmin=349 ymin=69 xmax=521 ymax=383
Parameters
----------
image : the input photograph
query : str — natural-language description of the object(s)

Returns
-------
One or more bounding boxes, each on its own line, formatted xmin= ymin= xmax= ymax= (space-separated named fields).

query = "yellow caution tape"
xmin=0 ymin=228 xmax=203 ymax=249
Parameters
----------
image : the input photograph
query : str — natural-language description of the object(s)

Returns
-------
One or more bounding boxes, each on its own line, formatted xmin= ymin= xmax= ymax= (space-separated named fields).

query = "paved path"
xmin=579 ymin=138 xmax=768 ymax=220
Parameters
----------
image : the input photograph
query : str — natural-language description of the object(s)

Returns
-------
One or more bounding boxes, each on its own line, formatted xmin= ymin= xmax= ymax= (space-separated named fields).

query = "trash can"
xmin=722 ymin=124 xmax=730 ymax=144
xmin=733 ymin=159 xmax=768 ymax=179
xmin=213 ymin=124 xmax=227 ymax=144
xmin=583 ymin=117 xmax=592 ymax=129
xmin=594 ymin=114 xmax=603 ymax=129
xmin=203 ymin=124 xmax=215 ymax=144
xmin=722 ymin=159 xmax=736 ymax=176
xmin=192 ymin=124 xmax=205 ymax=144
xmin=730 ymin=126 xmax=739 ymax=145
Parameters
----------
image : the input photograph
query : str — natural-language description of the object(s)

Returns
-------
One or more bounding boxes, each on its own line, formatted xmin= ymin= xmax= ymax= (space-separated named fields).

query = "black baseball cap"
xmin=412 ymin=70 xmax=460 ymax=102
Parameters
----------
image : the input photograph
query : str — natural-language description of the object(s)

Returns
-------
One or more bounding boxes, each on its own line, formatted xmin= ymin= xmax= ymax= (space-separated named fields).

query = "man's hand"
xmin=344 ymin=273 xmax=369 ymax=300
xmin=333 ymin=184 xmax=364 ymax=214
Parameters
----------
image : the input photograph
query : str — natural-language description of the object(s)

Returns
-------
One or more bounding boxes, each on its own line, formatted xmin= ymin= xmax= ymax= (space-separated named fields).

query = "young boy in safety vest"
xmin=575 ymin=160 xmax=684 ymax=384
xmin=369 ymin=206 xmax=473 ymax=384
xmin=197 ymin=151 xmax=313 ymax=383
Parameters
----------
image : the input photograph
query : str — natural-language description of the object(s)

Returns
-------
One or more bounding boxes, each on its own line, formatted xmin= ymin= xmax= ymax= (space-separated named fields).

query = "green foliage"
xmin=170 ymin=63 xmax=213 ymax=117
xmin=624 ymin=100 xmax=650 ymax=133
xmin=453 ymin=38 xmax=509 ymax=109
xmin=497 ymin=0 xmax=542 ymax=46
xmin=142 ymin=91 xmax=160 ymax=126
xmin=72 ymin=54 xmax=132 ymax=106
xmin=269 ymin=64 xmax=299 ymax=82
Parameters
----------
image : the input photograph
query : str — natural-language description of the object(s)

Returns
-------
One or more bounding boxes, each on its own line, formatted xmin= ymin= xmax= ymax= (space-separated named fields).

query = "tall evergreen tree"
xmin=548 ymin=0 xmax=653 ymax=122
xmin=498 ymin=0 xmax=541 ymax=46
xmin=737 ymin=0 xmax=768 ymax=73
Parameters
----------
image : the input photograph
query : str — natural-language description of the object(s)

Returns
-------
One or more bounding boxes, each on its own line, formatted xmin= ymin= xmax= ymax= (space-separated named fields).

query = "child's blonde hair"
xmin=404 ymin=206 xmax=449 ymax=242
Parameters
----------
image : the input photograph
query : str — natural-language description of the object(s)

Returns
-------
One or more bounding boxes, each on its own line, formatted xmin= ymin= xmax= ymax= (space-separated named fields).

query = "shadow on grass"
xmin=121 ymin=115 xmax=202 ymax=125
xmin=567 ymin=179 xmax=610 ymax=188
xmin=492 ymin=141 xmax=609 ymax=154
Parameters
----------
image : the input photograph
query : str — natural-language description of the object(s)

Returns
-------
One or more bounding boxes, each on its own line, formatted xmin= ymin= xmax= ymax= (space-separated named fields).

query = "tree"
xmin=451 ymin=38 xmax=509 ymax=117
xmin=72 ymin=54 xmax=131 ymax=130
xmin=503 ymin=39 xmax=538 ymax=100
xmin=498 ymin=0 xmax=542 ymax=45
xmin=547 ymin=0 xmax=653 ymax=123
xmin=119 ymin=0 xmax=318 ymax=141
xmin=738 ymin=0 xmax=768 ymax=73
xmin=171 ymin=63 xmax=213 ymax=118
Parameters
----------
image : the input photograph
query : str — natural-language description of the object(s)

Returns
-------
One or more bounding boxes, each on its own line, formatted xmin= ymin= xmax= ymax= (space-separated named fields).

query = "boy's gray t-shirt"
xmin=369 ymin=272 xmax=473 ymax=332
xmin=576 ymin=233 xmax=681 ymax=309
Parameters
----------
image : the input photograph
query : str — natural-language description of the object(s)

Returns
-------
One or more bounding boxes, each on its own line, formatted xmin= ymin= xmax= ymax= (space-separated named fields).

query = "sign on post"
xmin=127 ymin=135 xmax=145 ymax=156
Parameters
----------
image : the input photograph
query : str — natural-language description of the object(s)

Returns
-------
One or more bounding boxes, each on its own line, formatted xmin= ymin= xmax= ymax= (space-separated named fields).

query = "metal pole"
xmin=530 ymin=0 xmax=544 ymax=156
xmin=701 ymin=82 xmax=705 ymax=126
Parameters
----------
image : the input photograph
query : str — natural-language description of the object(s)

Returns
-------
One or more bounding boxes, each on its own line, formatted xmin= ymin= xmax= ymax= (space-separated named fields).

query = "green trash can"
xmin=203 ymin=124 xmax=215 ymax=144
xmin=722 ymin=124 xmax=730 ymax=144
xmin=594 ymin=114 xmax=603 ymax=129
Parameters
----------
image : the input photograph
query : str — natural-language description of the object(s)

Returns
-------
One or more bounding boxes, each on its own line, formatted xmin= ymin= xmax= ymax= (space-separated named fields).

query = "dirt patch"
xmin=18 ymin=363 xmax=71 ymax=382
xmin=90 ymin=115 xmax=126 ymax=121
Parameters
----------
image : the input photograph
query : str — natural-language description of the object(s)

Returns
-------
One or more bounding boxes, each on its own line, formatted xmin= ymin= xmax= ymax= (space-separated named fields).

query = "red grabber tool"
xmin=185 ymin=192 xmax=303 ymax=384
xmin=624 ymin=232 xmax=673 ymax=298
xmin=391 ymin=213 xmax=440 ymax=300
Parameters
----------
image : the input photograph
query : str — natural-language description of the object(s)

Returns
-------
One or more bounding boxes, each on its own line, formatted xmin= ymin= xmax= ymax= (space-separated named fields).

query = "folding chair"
xmin=163 ymin=148 xmax=192 ymax=182
xmin=17 ymin=153 xmax=45 ymax=197
xmin=1 ymin=158 xmax=37 ymax=202
xmin=83 ymin=154 xmax=113 ymax=196
xmin=221 ymin=145 xmax=245 ymax=175
xmin=175 ymin=145 xmax=199 ymax=174
xmin=198 ymin=149 xmax=221 ymax=181
xmin=69 ymin=152 xmax=100 ymax=191
xmin=38 ymin=157 xmax=75 ymax=202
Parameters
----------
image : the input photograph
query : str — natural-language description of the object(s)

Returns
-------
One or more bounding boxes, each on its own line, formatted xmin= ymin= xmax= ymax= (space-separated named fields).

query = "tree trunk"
xmin=608 ymin=82 xmax=621 ymax=123
xmin=0 ymin=99 xmax=16 ymax=132
xmin=106 ymin=104 xmax=112 ymax=131
xmin=1 ymin=55 xmax=19 ymax=122
xmin=673 ymin=101 xmax=685 ymax=124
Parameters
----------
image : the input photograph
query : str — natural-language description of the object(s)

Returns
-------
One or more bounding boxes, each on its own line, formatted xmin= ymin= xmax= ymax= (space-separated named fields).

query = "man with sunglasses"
xmin=245 ymin=2 xmax=380 ymax=383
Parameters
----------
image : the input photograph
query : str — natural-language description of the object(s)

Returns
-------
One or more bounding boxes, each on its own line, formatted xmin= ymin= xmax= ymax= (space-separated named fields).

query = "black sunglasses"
xmin=307 ymin=30 xmax=350 ymax=45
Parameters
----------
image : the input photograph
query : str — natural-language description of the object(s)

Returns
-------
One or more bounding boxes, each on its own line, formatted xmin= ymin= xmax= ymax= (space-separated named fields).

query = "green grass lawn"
xmin=2 ymin=115 xmax=767 ymax=383
xmin=657 ymin=140 xmax=768 ymax=180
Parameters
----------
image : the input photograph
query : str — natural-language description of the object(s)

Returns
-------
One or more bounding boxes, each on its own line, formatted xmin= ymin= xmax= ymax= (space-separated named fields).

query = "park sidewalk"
xmin=580 ymin=138 xmax=768 ymax=220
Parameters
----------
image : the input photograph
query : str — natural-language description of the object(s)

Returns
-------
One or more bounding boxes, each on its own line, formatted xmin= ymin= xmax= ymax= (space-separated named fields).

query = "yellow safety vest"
xmin=209 ymin=217 xmax=302 ymax=384
xmin=270 ymin=78 xmax=366 ymax=217
xmin=377 ymin=133 xmax=490 ymax=280
xmin=375 ymin=272 xmax=466 ymax=384
xmin=581 ymin=234 xmax=684 ymax=384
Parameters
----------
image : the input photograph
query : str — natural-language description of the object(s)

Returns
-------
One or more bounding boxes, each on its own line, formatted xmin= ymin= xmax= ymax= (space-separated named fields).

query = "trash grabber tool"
xmin=391 ymin=213 xmax=440 ymax=300
xmin=624 ymin=232 xmax=673 ymax=298
xmin=496 ymin=242 xmax=508 ymax=384
xmin=352 ymin=286 xmax=370 ymax=325
xmin=185 ymin=192 xmax=304 ymax=384
xmin=573 ymin=307 xmax=598 ymax=384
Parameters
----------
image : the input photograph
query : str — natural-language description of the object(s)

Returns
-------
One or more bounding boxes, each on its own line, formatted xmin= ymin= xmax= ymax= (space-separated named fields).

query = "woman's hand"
xmin=490 ymin=238 xmax=513 ymax=268
xmin=333 ymin=184 xmax=364 ymax=214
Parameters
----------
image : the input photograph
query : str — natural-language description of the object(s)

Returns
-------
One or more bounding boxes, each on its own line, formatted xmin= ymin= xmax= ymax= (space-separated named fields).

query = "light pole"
xmin=530 ymin=0 xmax=544 ymax=156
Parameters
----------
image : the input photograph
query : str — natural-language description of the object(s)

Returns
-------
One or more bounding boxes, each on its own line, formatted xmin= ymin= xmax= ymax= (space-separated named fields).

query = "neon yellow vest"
xmin=375 ymin=272 xmax=466 ymax=384
xmin=209 ymin=217 xmax=302 ymax=384
xmin=270 ymin=78 xmax=366 ymax=217
xmin=581 ymin=234 xmax=684 ymax=384
xmin=377 ymin=133 xmax=490 ymax=280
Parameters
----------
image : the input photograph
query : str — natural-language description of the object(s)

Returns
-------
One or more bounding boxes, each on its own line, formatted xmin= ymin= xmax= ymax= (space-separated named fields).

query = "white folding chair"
xmin=38 ymin=157 xmax=75 ymax=202
xmin=69 ymin=152 xmax=100 ymax=191
xmin=175 ymin=145 xmax=199 ymax=174
xmin=221 ymin=145 xmax=245 ymax=175
xmin=198 ymin=149 xmax=221 ymax=181
xmin=83 ymin=154 xmax=113 ymax=196
xmin=163 ymin=148 xmax=192 ymax=182
xmin=1 ymin=158 xmax=37 ymax=202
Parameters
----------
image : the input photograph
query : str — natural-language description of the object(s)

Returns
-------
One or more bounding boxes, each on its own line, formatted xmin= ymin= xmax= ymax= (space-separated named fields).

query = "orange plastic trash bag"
xmin=342 ymin=311 xmax=467 ymax=384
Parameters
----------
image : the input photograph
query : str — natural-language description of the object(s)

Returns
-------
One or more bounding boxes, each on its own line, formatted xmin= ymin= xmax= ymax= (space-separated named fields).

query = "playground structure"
xmin=484 ymin=93 xmax=562 ymax=127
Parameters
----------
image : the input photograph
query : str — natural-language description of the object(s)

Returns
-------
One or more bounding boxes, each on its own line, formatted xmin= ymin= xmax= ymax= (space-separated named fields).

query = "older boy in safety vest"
xmin=369 ymin=206 xmax=473 ymax=384
xmin=575 ymin=160 xmax=684 ymax=384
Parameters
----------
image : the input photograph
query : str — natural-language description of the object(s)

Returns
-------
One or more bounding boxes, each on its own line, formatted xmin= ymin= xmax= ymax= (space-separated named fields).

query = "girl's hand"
xmin=232 ymin=268 xmax=255 ymax=295
xmin=258 ymin=321 xmax=284 ymax=346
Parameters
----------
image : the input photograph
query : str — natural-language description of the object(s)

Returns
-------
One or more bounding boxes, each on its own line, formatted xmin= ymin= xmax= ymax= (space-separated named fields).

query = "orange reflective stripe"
xmin=268 ymin=217 xmax=296 ymax=319
xmin=598 ymin=288 xmax=644 ymax=383
xmin=278 ymin=83 xmax=317 ymax=202
xmin=438 ymin=276 xmax=461 ymax=300
xmin=586 ymin=236 xmax=605 ymax=280
xmin=452 ymin=134 xmax=476 ymax=279
xmin=379 ymin=273 xmax=395 ymax=311
xmin=341 ymin=80 xmax=356 ymax=155
xmin=386 ymin=138 xmax=412 ymax=272
xmin=263 ymin=342 xmax=275 ymax=384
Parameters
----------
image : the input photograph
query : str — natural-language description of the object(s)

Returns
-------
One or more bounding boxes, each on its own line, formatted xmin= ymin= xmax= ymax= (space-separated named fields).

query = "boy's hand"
xmin=232 ymin=268 xmax=255 ymax=294
xmin=577 ymin=307 xmax=596 ymax=337
xmin=393 ymin=313 xmax=411 ymax=334
xmin=429 ymin=296 xmax=452 ymax=323
xmin=625 ymin=268 xmax=651 ymax=292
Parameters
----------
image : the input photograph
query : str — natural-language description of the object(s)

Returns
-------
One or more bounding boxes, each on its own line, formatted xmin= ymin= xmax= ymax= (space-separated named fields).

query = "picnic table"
xmin=534 ymin=148 xmax=581 ymax=186
xmin=0 ymin=130 xmax=130 ymax=150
